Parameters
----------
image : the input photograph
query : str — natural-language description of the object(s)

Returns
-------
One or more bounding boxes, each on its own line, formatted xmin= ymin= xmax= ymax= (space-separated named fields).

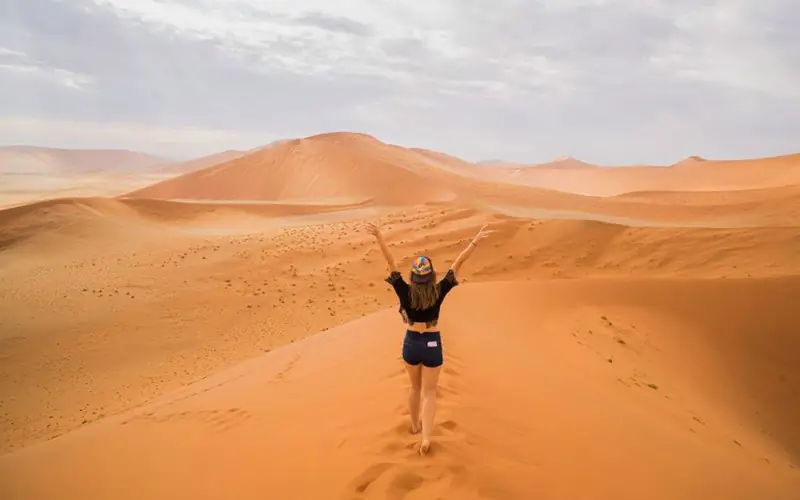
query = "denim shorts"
xmin=402 ymin=330 xmax=443 ymax=367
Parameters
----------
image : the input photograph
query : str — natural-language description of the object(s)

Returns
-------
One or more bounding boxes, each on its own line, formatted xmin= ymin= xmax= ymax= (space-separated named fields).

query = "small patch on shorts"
xmin=427 ymin=341 xmax=438 ymax=347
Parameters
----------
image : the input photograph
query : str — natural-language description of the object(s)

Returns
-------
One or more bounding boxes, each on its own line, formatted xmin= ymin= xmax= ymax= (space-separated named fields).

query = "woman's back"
xmin=386 ymin=268 xmax=459 ymax=329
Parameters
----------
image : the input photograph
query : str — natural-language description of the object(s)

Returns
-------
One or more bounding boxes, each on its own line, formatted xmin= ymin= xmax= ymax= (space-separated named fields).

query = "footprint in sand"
xmin=381 ymin=441 xmax=407 ymax=453
xmin=387 ymin=472 xmax=424 ymax=498
xmin=271 ymin=353 xmax=301 ymax=383
xmin=346 ymin=462 xmax=428 ymax=500
xmin=349 ymin=462 xmax=395 ymax=495
xmin=392 ymin=421 xmax=417 ymax=436
xmin=440 ymin=419 xmax=459 ymax=431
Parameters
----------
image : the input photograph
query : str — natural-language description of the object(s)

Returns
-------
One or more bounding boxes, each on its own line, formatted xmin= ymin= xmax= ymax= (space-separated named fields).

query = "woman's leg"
xmin=419 ymin=364 xmax=442 ymax=454
xmin=404 ymin=362 xmax=422 ymax=433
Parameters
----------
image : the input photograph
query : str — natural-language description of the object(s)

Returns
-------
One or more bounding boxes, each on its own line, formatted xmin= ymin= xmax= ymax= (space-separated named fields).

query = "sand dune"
xmin=609 ymin=183 xmax=800 ymax=229
xmin=126 ymin=132 xmax=457 ymax=204
xmin=477 ymin=155 xmax=601 ymax=170
xmin=0 ymin=196 xmax=377 ymax=253
xmin=125 ymin=132 xmax=800 ymax=208
xmin=0 ymin=146 xmax=177 ymax=208
xmin=0 ymin=197 xmax=141 ymax=252
xmin=476 ymin=152 xmax=800 ymax=196
xmin=1 ymin=136 xmax=799 ymax=499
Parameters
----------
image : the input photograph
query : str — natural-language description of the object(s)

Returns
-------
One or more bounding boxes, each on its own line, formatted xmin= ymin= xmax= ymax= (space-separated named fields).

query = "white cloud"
xmin=650 ymin=0 xmax=800 ymax=100
xmin=0 ymin=46 xmax=26 ymax=58
xmin=0 ymin=45 xmax=92 ymax=90
xmin=0 ymin=63 xmax=92 ymax=89
xmin=1 ymin=0 xmax=798 ymax=164
xmin=88 ymin=0 xmax=571 ymax=96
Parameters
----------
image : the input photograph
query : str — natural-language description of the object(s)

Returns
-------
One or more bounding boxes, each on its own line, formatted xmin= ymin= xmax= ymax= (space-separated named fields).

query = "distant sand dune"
xmin=475 ymin=153 xmax=800 ymax=196
xmin=122 ymin=134 xmax=800 ymax=227
xmin=126 ymin=132 xmax=457 ymax=204
xmin=0 ymin=146 xmax=170 ymax=175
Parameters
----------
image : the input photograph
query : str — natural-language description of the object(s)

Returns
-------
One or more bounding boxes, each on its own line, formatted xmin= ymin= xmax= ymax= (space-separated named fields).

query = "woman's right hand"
xmin=364 ymin=222 xmax=382 ymax=238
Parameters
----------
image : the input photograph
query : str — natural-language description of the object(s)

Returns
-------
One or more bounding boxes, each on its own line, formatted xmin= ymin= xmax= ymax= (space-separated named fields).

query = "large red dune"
xmin=0 ymin=133 xmax=798 ymax=499
xmin=125 ymin=132 xmax=457 ymax=204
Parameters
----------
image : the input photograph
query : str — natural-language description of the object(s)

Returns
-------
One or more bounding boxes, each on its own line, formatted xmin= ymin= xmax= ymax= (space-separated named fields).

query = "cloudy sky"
xmin=1 ymin=0 xmax=798 ymax=164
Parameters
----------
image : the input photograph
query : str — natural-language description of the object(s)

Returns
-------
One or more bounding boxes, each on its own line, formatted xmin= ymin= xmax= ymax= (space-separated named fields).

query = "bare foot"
xmin=409 ymin=421 xmax=421 ymax=435
xmin=419 ymin=439 xmax=431 ymax=455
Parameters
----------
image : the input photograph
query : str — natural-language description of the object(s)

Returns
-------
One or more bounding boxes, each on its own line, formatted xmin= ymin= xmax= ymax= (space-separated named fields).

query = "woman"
xmin=365 ymin=222 xmax=492 ymax=455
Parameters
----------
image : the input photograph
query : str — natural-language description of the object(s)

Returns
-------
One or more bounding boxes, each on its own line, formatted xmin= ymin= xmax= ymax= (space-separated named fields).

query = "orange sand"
xmin=157 ymin=150 xmax=250 ymax=175
xmin=0 ymin=133 xmax=798 ymax=499
xmin=126 ymin=133 xmax=457 ymax=204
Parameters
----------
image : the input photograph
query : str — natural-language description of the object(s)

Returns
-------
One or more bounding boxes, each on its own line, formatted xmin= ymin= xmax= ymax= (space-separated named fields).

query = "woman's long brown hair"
xmin=408 ymin=271 xmax=440 ymax=309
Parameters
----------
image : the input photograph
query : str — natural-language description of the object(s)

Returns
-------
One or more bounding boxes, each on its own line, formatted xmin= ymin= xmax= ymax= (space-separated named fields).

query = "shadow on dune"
xmin=452 ymin=277 xmax=800 ymax=462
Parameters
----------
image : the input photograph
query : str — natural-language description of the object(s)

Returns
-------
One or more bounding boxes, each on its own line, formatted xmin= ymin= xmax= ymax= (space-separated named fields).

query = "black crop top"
xmin=385 ymin=268 xmax=459 ymax=327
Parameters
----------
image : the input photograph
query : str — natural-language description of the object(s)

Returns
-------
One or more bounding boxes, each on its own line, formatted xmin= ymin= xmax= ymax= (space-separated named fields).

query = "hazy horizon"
xmin=1 ymin=132 xmax=798 ymax=167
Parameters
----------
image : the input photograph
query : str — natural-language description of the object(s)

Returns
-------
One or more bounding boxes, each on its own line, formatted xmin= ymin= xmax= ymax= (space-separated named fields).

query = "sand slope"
xmin=158 ymin=150 xmax=250 ymax=175
xmin=126 ymin=132 xmax=456 ymax=204
xmin=0 ymin=196 xmax=375 ymax=253
xmin=1 ymin=279 xmax=798 ymax=500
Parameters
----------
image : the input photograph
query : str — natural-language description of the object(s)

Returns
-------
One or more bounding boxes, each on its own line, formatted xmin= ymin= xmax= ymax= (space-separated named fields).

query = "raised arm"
xmin=365 ymin=222 xmax=398 ymax=273
xmin=450 ymin=224 xmax=492 ymax=275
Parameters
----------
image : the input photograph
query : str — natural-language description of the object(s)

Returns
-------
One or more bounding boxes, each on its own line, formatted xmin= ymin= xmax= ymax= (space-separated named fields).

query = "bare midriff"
xmin=406 ymin=323 xmax=441 ymax=333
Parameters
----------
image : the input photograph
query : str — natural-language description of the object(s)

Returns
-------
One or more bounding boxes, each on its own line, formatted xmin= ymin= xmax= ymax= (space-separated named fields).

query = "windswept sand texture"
xmin=1 ymin=133 xmax=799 ymax=499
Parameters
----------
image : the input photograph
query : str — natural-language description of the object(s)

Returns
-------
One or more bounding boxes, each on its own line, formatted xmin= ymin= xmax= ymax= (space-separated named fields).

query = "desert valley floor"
xmin=0 ymin=133 xmax=799 ymax=499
